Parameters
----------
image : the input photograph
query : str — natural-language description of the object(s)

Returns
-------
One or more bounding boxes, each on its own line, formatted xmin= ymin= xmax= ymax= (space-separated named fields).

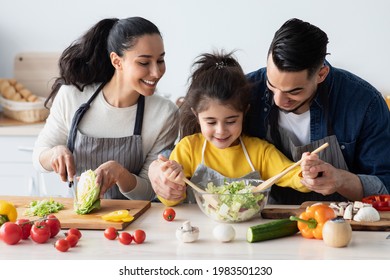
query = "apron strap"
xmin=133 ymin=95 xmax=145 ymax=135
xmin=239 ymin=137 xmax=256 ymax=171
xmin=67 ymin=83 xmax=105 ymax=153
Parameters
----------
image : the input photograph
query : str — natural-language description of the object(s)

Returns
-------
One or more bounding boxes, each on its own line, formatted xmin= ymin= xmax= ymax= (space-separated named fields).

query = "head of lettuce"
xmin=74 ymin=169 xmax=101 ymax=214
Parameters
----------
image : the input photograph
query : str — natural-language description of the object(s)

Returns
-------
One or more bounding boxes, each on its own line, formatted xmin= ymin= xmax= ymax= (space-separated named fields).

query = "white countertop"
xmin=1 ymin=203 xmax=389 ymax=260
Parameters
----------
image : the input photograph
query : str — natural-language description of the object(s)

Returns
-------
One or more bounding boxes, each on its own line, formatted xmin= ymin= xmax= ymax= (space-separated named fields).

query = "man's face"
xmin=266 ymin=55 xmax=328 ymax=114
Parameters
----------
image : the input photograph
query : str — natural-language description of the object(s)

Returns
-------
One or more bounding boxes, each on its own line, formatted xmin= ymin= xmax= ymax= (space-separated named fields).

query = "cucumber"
xmin=247 ymin=219 xmax=299 ymax=243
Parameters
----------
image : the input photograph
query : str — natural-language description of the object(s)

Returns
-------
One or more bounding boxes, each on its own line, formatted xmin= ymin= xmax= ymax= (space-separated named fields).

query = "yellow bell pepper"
xmin=0 ymin=200 xmax=18 ymax=226
xmin=101 ymin=210 xmax=134 ymax=222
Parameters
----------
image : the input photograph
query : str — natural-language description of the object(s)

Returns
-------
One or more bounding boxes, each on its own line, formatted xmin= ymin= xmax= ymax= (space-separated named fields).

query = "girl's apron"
xmin=67 ymin=83 xmax=145 ymax=199
xmin=266 ymin=91 xmax=349 ymax=204
xmin=188 ymin=137 xmax=261 ymax=203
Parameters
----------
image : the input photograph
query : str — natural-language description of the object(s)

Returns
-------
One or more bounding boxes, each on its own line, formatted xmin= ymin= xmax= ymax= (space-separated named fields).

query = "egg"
xmin=213 ymin=224 xmax=235 ymax=242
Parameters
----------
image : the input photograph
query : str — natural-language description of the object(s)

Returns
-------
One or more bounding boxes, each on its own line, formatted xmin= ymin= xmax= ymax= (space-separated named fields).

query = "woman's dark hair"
xmin=268 ymin=18 xmax=329 ymax=77
xmin=179 ymin=51 xmax=251 ymax=138
xmin=45 ymin=16 xmax=161 ymax=107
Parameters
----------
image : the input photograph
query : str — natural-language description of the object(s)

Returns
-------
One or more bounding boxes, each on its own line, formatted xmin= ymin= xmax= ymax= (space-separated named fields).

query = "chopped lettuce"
xmin=24 ymin=199 xmax=64 ymax=217
xmin=202 ymin=180 xmax=265 ymax=222
xmin=74 ymin=169 xmax=101 ymax=215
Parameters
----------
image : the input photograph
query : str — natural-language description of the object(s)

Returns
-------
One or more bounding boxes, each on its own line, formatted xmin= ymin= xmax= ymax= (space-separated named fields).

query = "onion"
xmin=322 ymin=218 xmax=352 ymax=248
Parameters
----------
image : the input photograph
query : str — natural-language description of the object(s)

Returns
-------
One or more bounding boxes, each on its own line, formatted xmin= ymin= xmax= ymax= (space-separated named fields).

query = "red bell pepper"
xmin=362 ymin=195 xmax=390 ymax=211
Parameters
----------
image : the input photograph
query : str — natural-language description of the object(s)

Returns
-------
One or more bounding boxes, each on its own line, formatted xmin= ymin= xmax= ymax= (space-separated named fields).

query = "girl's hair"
xmin=45 ymin=16 xmax=161 ymax=107
xmin=179 ymin=51 xmax=251 ymax=138
xmin=268 ymin=18 xmax=329 ymax=78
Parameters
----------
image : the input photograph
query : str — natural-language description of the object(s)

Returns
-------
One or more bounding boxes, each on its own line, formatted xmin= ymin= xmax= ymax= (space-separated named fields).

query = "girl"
xmin=33 ymin=17 xmax=178 ymax=200
xmin=158 ymin=51 xmax=311 ymax=206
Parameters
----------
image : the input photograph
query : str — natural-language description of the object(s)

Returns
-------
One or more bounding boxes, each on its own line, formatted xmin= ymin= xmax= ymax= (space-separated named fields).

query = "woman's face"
xmin=115 ymin=34 xmax=166 ymax=96
xmin=197 ymin=99 xmax=243 ymax=149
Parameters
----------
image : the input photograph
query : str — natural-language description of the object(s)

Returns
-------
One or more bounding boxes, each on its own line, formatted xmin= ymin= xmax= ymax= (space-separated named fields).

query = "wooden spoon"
xmin=182 ymin=177 xmax=207 ymax=194
xmin=251 ymin=142 xmax=329 ymax=193
xmin=157 ymin=158 xmax=207 ymax=194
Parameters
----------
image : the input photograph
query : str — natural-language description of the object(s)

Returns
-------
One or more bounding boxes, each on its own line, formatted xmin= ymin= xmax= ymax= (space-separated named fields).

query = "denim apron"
xmin=67 ymin=83 xmax=145 ymax=199
xmin=187 ymin=137 xmax=261 ymax=203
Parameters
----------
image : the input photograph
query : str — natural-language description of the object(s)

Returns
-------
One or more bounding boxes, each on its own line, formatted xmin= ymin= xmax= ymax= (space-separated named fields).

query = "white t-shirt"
xmin=278 ymin=110 xmax=310 ymax=146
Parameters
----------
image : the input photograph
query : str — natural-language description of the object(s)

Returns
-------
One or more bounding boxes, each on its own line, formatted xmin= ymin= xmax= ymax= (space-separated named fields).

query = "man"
xmin=149 ymin=18 xmax=390 ymax=204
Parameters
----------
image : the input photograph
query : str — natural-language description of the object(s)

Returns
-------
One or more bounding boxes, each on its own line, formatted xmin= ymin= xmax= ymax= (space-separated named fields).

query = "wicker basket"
xmin=0 ymin=96 xmax=49 ymax=123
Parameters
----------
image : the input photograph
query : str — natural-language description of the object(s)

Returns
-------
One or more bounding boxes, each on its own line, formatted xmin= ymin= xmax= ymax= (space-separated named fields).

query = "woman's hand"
xmin=50 ymin=145 xmax=75 ymax=182
xmin=148 ymin=154 xmax=186 ymax=201
xmin=95 ymin=160 xmax=128 ymax=198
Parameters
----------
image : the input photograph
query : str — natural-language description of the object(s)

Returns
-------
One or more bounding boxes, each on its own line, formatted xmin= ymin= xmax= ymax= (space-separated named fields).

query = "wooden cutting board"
xmin=261 ymin=201 xmax=390 ymax=231
xmin=0 ymin=196 xmax=151 ymax=230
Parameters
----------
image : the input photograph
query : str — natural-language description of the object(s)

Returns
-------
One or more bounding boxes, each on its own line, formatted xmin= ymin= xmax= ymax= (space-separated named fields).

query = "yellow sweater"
xmin=158 ymin=133 xmax=310 ymax=206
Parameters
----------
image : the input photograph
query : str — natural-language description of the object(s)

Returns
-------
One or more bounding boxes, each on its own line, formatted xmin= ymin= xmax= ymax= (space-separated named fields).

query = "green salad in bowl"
xmin=193 ymin=179 xmax=270 ymax=223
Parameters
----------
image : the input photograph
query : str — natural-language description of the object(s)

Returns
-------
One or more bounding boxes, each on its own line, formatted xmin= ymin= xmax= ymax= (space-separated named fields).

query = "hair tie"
xmin=215 ymin=61 xmax=226 ymax=69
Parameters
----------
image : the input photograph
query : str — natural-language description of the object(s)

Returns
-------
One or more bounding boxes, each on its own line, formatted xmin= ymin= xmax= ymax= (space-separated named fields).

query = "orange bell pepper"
xmin=290 ymin=203 xmax=336 ymax=239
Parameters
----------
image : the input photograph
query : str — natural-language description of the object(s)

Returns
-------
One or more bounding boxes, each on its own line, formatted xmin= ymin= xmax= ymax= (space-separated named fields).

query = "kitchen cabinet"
xmin=0 ymin=135 xmax=71 ymax=197
xmin=0 ymin=124 xmax=71 ymax=197
xmin=0 ymin=135 xmax=39 ymax=196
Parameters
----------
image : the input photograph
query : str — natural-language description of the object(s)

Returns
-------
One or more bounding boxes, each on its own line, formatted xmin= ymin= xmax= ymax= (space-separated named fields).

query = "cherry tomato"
xmin=118 ymin=232 xmax=133 ymax=245
xmin=65 ymin=233 xmax=79 ymax=247
xmin=15 ymin=218 xmax=32 ymax=240
xmin=44 ymin=214 xmax=61 ymax=238
xmin=30 ymin=221 xmax=51 ymax=244
xmin=55 ymin=238 xmax=70 ymax=252
xmin=0 ymin=222 xmax=22 ymax=245
xmin=133 ymin=229 xmax=146 ymax=244
xmin=67 ymin=228 xmax=82 ymax=240
xmin=163 ymin=208 xmax=176 ymax=222
xmin=104 ymin=227 xmax=118 ymax=240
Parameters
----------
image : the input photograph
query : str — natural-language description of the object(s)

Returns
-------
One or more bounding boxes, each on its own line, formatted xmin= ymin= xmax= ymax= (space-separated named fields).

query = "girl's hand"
xmin=148 ymin=154 xmax=186 ymax=201
xmin=50 ymin=145 xmax=75 ymax=182
xmin=162 ymin=160 xmax=185 ymax=185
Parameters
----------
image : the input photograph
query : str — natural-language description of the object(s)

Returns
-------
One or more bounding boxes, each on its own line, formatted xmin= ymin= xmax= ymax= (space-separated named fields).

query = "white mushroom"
xmin=176 ymin=221 xmax=199 ymax=243
xmin=329 ymin=202 xmax=343 ymax=216
xmin=343 ymin=204 xmax=353 ymax=220
xmin=353 ymin=207 xmax=380 ymax=222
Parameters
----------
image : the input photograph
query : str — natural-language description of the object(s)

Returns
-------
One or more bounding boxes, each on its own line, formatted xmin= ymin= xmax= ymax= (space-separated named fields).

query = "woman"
xmin=33 ymin=17 xmax=178 ymax=200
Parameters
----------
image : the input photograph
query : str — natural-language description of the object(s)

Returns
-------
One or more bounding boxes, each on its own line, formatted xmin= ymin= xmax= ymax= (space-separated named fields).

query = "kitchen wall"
xmin=1 ymin=0 xmax=389 ymax=102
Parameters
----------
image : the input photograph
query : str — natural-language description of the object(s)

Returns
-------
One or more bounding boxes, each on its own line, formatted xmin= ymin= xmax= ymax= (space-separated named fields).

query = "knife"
xmin=68 ymin=176 xmax=78 ymax=206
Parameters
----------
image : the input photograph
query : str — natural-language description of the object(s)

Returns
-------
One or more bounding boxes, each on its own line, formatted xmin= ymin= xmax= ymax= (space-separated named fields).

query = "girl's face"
xmin=197 ymin=99 xmax=243 ymax=149
xmin=113 ymin=34 xmax=166 ymax=96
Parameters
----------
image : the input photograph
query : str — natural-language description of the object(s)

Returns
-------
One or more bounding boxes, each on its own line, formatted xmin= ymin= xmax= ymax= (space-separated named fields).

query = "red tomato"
xmin=44 ymin=214 xmax=61 ymax=238
xmin=104 ymin=227 xmax=118 ymax=240
xmin=133 ymin=229 xmax=146 ymax=244
xmin=67 ymin=228 xmax=82 ymax=240
xmin=65 ymin=234 xmax=79 ymax=247
xmin=30 ymin=221 xmax=51 ymax=244
xmin=15 ymin=219 xmax=32 ymax=240
xmin=163 ymin=208 xmax=176 ymax=221
xmin=0 ymin=222 xmax=22 ymax=245
xmin=55 ymin=238 xmax=70 ymax=252
xmin=118 ymin=232 xmax=133 ymax=245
